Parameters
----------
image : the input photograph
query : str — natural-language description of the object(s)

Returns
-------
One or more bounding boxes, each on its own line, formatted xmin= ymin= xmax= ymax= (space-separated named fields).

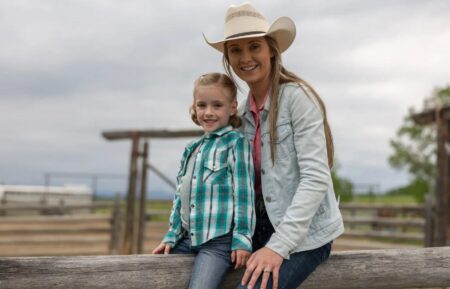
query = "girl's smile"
xmin=194 ymin=84 xmax=237 ymax=133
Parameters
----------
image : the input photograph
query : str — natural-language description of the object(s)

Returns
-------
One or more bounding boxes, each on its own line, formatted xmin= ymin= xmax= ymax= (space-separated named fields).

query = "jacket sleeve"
xmin=265 ymin=85 xmax=331 ymax=258
xmin=230 ymin=136 xmax=256 ymax=252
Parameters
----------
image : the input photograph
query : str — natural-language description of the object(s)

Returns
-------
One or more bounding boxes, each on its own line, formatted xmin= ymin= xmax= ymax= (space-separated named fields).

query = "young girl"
xmin=203 ymin=2 xmax=344 ymax=289
xmin=152 ymin=72 xmax=256 ymax=289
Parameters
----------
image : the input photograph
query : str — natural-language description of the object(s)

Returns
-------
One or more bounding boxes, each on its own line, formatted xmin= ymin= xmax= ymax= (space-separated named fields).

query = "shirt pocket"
xmin=203 ymin=159 xmax=228 ymax=184
xmin=275 ymin=122 xmax=295 ymax=160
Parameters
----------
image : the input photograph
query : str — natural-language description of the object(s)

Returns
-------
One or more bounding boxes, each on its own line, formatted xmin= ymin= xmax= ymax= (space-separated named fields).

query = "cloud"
xmin=1 ymin=0 xmax=449 ymax=195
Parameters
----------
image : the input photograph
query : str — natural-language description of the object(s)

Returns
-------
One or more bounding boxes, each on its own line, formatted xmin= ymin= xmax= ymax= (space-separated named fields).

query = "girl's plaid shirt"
xmin=163 ymin=125 xmax=256 ymax=252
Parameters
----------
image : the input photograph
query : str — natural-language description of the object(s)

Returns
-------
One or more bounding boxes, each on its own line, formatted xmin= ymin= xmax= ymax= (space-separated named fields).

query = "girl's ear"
xmin=231 ymin=100 xmax=238 ymax=115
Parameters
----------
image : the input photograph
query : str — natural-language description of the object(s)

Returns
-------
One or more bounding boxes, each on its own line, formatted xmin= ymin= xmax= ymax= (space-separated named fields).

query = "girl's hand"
xmin=231 ymin=249 xmax=251 ymax=269
xmin=241 ymin=247 xmax=283 ymax=289
xmin=151 ymin=243 xmax=171 ymax=254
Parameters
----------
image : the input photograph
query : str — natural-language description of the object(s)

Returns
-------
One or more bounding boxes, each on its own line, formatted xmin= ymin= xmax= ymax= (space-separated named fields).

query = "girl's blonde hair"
xmin=190 ymin=72 xmax=242 ymax=128
xmin=223 ymin=36 xmax=334 ymax=168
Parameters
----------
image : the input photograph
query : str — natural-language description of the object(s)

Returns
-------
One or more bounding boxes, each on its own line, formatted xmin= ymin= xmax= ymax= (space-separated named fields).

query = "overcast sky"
xmin=1 ymin=0 xmax=449 ymax=198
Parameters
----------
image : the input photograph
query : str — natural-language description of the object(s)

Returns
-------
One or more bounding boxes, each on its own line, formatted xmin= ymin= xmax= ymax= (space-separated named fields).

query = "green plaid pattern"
xmin=163 ymin=125 xmax=255 ymax=252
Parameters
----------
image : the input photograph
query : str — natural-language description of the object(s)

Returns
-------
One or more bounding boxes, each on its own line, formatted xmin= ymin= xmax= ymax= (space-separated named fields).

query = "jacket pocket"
xmin=275 ymin=123 xmax=295 ymax=160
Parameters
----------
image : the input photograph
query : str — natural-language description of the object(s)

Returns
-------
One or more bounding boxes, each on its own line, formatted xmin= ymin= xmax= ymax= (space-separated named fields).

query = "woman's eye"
xmin=229 ymin=47 xmax=240 ymax=54
xmin=250 ymin=44 xmax=260 ymax=50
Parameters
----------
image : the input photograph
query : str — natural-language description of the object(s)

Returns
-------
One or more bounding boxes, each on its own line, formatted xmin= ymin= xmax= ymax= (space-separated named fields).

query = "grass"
xmin=350 ymin=194 xmax=419 ymax=205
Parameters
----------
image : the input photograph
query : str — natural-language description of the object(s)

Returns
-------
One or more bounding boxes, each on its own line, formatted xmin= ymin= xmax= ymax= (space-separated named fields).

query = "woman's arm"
xmin=266 ymin=84 xmax=330 ymax=258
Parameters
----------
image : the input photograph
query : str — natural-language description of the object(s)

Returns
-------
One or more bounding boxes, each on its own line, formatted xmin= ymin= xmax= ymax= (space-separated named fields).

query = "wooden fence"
xmin=144 ymin=203 xmax=433 ymax=249
xmin=0 ymin=198 xmax=122 ymax=256
xmin=0 ymin=247 xmax=449 ymax=289
xmin=0 ymin=199 xmax=435 ymax=256
xmin=340 ymin=201 xmax=433 ymax=246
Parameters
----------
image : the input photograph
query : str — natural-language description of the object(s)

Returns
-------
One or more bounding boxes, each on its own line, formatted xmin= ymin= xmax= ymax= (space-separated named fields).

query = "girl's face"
xmin=226 ymin=37 xmax=273 ymax=90
xmin=194 ymin=84 xmax=237 ymax=133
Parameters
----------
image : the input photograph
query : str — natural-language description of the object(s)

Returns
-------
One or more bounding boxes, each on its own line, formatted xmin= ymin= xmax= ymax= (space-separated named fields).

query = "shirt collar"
xmin=204 ymin=125 xmax=233 ymax=139
xmin=249 ymin=90 xmax=269 ymax=114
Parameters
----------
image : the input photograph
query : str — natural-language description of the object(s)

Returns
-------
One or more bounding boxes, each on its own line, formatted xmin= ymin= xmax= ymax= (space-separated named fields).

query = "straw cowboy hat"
xmin=204 ymin=2 xmax=296 ymax=53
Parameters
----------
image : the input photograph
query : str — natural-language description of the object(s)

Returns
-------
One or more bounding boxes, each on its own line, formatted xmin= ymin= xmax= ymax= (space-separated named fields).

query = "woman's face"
xmin=226 ymin=37 xmax=273 ymax=90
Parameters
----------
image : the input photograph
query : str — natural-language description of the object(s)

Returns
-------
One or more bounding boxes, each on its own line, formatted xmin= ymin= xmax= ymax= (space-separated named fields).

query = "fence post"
xmin=137 ymin=141 xmax=149 ymax=254
xmin=123 ymin=132 xmax=139 ymax=254
xmin=0 ymin=194 xmax=6 ymax=216
xmin=110 ymin=192 xmax=122 ymax=254
xmin=424 ymin=193 xmax=434 ymax=247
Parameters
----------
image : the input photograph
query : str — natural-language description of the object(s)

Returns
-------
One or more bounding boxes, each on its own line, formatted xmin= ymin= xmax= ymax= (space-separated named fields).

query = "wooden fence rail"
xmin=0 ymin=195 xmax=122 ymax=256
xmin=339 ymin=202 xmax=433 ymax=245
xmin=0 ymin=247 xmax=449 ymax=289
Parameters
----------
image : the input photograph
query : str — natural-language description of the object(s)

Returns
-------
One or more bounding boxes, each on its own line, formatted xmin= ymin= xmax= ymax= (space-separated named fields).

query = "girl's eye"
xmin=214 ymin=103 xmax=223 ymax=108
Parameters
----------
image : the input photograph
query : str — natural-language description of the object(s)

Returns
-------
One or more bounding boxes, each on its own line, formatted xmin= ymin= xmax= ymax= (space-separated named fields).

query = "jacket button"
xmin=261 ymin=142 xmax=264 ymax=147
xmin=265 ymin=196 xmax=272 ymax=202
xmin=261 ymin=169 xmax=265 ymax=175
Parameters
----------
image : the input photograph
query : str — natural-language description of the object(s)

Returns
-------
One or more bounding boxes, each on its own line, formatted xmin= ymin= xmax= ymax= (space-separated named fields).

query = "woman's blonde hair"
xmin=190 ymin=72 xmax=242 ymax=128
xmin=223 ymin=36 xmax=334 ymax=168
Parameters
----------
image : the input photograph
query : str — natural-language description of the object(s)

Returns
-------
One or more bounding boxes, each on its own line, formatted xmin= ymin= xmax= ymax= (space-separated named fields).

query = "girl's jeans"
xmin=237 ymin=217 xmax=332 ymax=289
xmin=171 ymin=232 xmax=232 ymax=289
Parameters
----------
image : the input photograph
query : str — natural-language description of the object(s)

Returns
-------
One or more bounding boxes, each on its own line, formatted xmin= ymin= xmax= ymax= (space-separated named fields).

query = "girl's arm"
xmin=230 ymin=136 xmax=256 ymax=253
xmin=161 ymin=190 xmax=182 ymax=247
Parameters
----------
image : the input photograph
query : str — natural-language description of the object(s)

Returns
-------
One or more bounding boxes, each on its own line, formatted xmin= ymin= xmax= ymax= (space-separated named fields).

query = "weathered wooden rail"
xmin=340 ymin=202 xmax=433 ymax=245
xmin=0 ymin=198 xmax=122 ymax=256
xmin=0 ymin=247 xmax=448 ymax=289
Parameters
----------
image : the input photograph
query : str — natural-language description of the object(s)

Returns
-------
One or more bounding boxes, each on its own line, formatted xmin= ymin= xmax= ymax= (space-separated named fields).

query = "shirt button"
xmin=193 ymin=176 xmax=196 ymax=179
xmin=190 ymin=233 xmax=194 ymax=236
xmin=191 ymin=204 xmax=195 ymax=208
xmin=265 ymin=196 xmax=272 ymax=202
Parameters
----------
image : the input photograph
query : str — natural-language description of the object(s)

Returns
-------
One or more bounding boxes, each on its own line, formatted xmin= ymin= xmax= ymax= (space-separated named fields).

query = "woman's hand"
xmin=231 ymin=249 xmax=251 ymax=269
xmin=151 ymin=243 xmax=171 ymax=254
xmin=241 ymin=247 xmax=283 ymax=289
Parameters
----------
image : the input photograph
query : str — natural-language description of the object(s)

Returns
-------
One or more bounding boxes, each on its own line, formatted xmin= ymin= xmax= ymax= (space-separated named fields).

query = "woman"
xmin=203 ymin=2 xmax=344 ymax=289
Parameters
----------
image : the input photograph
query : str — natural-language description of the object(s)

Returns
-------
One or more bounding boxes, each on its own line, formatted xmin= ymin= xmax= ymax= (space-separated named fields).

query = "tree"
xmin=388 ymin=86 xmax=450 ymax=202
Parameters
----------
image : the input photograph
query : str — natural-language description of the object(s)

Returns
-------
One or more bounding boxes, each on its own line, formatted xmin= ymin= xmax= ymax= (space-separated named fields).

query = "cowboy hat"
xmin=203 ymin=2 xmax=296 ymax=53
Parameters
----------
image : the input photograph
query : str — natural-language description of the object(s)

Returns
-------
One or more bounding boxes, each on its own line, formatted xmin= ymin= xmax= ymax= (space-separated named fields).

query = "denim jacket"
xmin=239 ymin=82 xmax=344 ymax=259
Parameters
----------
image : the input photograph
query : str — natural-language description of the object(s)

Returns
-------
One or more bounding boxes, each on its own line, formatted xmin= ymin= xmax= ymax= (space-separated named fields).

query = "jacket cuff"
xmin=232 ymin=232 xmax=252 ymax=252
xmin=265 ymin=233 xmax=295 ymax=259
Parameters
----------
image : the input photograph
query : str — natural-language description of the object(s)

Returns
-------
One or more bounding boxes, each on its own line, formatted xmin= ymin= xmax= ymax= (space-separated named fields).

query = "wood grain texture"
xmin=0 ymin=247 xmax=449 ymax=289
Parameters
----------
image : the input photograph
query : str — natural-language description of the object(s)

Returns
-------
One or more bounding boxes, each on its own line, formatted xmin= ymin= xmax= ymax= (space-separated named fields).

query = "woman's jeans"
xmin=171 ymin=232 xmax=232 ymax=289
xmin=237 ymin=217 xmax=332 ymax=289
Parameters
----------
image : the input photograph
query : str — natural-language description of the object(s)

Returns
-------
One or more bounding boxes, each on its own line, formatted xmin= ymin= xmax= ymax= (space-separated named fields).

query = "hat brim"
xmin=204 ymin=16 xmax=296 ymax=53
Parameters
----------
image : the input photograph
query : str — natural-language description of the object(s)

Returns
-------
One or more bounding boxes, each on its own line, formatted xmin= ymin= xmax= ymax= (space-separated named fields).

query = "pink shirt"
xmin=249 ymin=91 xmax=269 ymax=196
